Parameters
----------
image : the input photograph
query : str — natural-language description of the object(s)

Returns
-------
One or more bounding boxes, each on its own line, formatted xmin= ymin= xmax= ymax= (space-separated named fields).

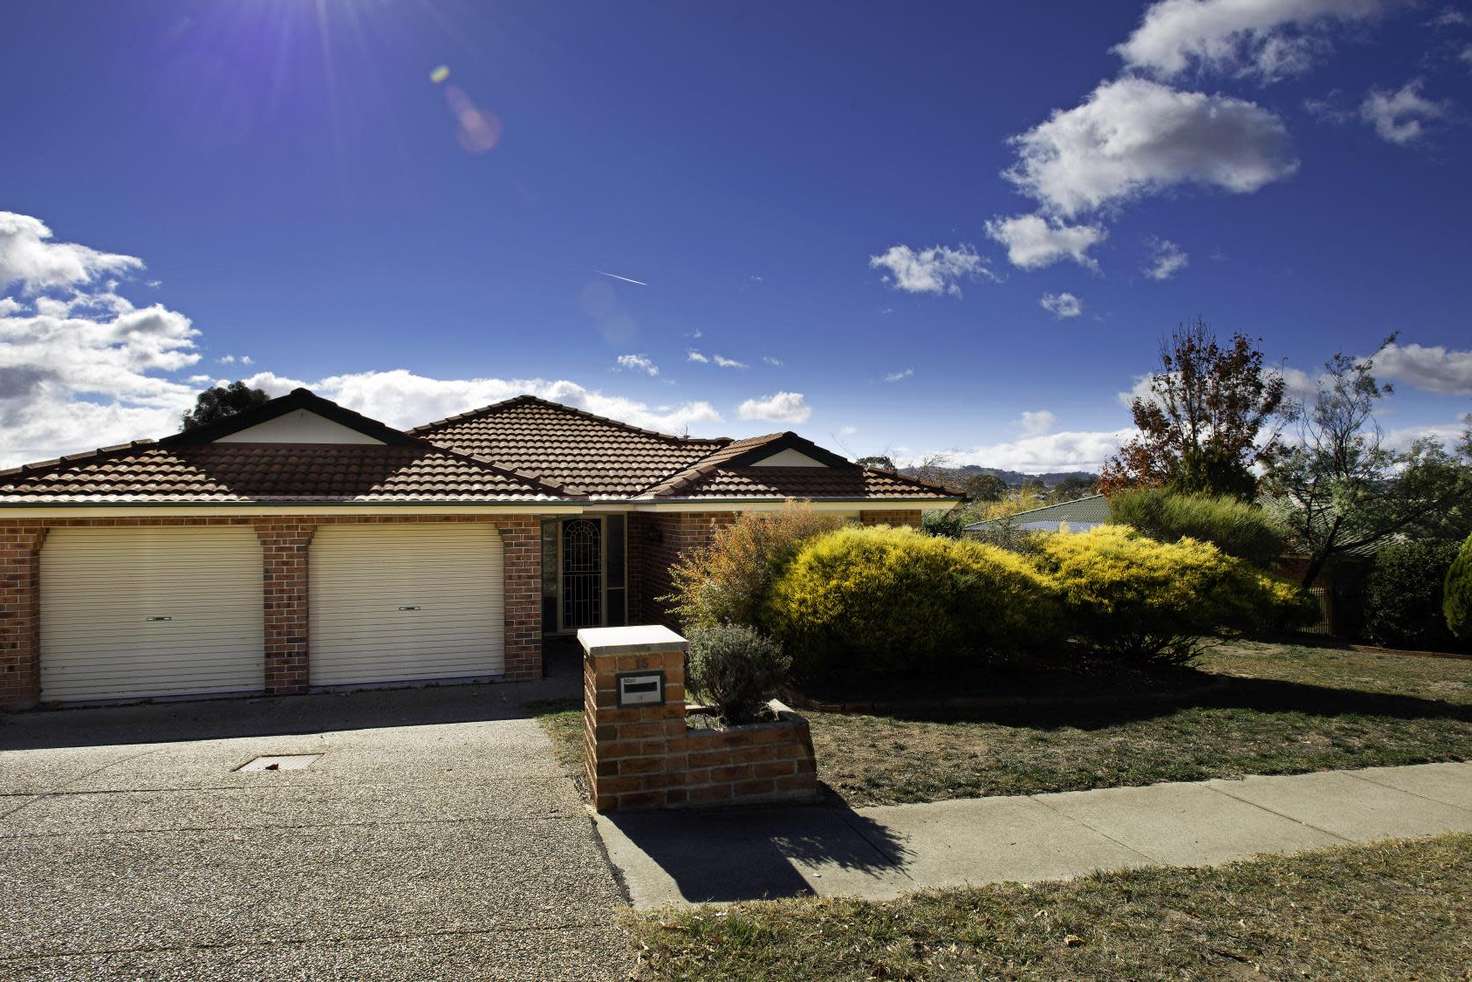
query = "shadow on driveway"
xmin=599 ymin=795 xmax=911 ymax=903
xmin=0 ymin=674 xmax=583 ymax=753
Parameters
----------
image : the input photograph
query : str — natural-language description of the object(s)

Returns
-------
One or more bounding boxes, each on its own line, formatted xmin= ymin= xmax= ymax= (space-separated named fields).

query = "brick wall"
xmin=629 ymin=511 xmax=738 ymax=626
xmin=582 ymin=629 xmax=818 ymax=811
xmin=860 ymin=509 xmax=923 ymax=528
xmin=0 ymin=513 xmax=543 ymax=709
xmin=0 ymin=526 xmax=47 ymax=711
xmin=253 ymin=522 xmax=314 ymax=694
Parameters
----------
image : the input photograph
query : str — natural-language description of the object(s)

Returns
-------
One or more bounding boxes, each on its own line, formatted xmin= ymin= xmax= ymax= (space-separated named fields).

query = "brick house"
xmin=0 ymin=389 xmax=953 ymax=708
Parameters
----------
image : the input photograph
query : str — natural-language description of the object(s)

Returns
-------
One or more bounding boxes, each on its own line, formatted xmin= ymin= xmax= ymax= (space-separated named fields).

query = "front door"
xmin=560 ymin=518 xmax=603 ymax=630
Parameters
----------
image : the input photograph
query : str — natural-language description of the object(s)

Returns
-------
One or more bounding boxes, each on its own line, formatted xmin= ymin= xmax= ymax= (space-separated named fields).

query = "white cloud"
xmin=1382 ymin=420 xmax=1472 ymax=454
xmin=0 ymin=212 xmax=732 ymax=467
xmin=986 ymin=214 xmax=1106 ymax=270
xmin=940 ymin=428 xmax=1135 ymax=474
xmin=219 ymin=354 xmax=237 ymax=365
xmin=884 ymin=368 xmax=914 ymax=383
xmin=0 ymin=297 xmax=24 ymax=315
xmin=868 ymin=244 xmax=994 ymax=296
xmin=838 ymin=424 xmax=858 ymax=437
xmin=1431 ymin=8 xmax=1469 ymax=28
xmin=1374 ymin=342 xmax=1472 ymax=395
xmin=1005 ymin=77 xmax=1298 ymax=218
xmin=0 ymin=300 xmax=201 ymax=465
xmin=1144 ymin=238 xmax=1190 ymax=280
xmin=737 ymin=391 xmax=812 ymax=424
xmin=687 ymin=350 xmax=709 ymax=363
xmin=1461 ymin=45 xmax=1472 ymax=68
xmin=1040 ymin=292 xmax=1083 ymax=319
xmin=1360 ymin=80 xmax=1450 ymax=145
xmin=713 ymin=355 xmax=747 ymax=369
xmin=1019 ymin=410 xmax=1059 ymax=436
xmin=1114 ymin=0 xmax=1387 ymax=82
xmin=615 ymin=353 xmax=659 ymax=376
xmin=0 ymin=212 xmax=144 ymax=294
xmin=244 ymin=368 xmax=723 ymax=436
xmin=762 ymin=355 xmax=783 ymax=367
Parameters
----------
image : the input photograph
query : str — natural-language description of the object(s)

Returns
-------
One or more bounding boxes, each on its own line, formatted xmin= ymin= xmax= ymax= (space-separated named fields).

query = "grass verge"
xmin=811 ymin=641 xmax=1472 ymax=806
xmin=527 ymin=698 xmax=587 ymax=797
xmin=630 ymin=833 xmax=1472 ymax=980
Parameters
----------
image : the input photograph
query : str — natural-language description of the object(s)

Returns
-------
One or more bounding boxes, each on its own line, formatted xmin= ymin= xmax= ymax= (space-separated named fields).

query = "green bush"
xmin=921 ymin=508 xmax=967 ymax=538
xmin=664 ymin=503 xmax=844 ymax=633
xmin=686 ymin=624 xmax=791 ymax=725
xmin=766 ymin=525 xmax=1061 ymax=684
xmin=1035 ymin=524 xmax=1317 ymax=666
xmin=1109 ymin=488 xmax=1287 ymax=569
xmin=1446 ymin=533 xmax=1472 ymax=641
xmin=1364 ymin=539 xmax=1464 ymax=651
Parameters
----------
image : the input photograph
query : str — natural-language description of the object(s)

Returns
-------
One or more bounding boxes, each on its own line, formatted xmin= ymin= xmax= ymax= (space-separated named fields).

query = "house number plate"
xmin=616 ymin=671 xmax=665 ymax=707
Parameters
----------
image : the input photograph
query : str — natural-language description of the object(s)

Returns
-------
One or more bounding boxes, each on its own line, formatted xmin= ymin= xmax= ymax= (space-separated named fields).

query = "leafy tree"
xmin=181 ymin=381 xmax=270 ymax=431
xmin=962 ymin=473 xmax=1008 ymax=502
xmin=1446 ymin=533 xmax=1472 ymax=641
xmin=856 ymin=455 xmax=896 ymax=471
xmin=1363 ymin=539 xmax=1463 ymax=651
xmin=1262 ymin=344 xmax=1472 ymax=588
xmin=1100 ymin=320 xmax=1288 ymax=499
xmin=1047 ymin=475 xmax=1097 ymax=503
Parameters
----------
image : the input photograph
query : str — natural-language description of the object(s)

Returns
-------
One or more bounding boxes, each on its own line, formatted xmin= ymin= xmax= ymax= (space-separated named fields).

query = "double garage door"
xmin=39 ymin=525 xmax=504 ymax=704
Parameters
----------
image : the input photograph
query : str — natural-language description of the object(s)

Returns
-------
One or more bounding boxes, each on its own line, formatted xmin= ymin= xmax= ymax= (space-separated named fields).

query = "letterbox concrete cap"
xmin=577 ymin=624 xmax=688 ymax=655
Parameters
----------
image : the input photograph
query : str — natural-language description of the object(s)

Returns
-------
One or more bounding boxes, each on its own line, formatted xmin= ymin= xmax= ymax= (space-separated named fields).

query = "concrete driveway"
xmin=0 ymin=678 xmax=631 ymax=980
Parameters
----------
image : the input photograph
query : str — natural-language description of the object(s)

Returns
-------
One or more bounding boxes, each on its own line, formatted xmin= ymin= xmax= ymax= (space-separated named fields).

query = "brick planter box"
xmin=683 ymin=701 xmax=818 ymax=807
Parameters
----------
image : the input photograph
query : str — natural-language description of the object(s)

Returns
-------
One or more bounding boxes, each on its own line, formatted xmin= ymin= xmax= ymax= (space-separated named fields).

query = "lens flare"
xmin=445 ymin=85 xmax=502 ymax=153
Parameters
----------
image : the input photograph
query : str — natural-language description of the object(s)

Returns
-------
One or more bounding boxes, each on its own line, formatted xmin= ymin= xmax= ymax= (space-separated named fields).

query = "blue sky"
xmin=2 ymin=0 xmax=1469 ymax=471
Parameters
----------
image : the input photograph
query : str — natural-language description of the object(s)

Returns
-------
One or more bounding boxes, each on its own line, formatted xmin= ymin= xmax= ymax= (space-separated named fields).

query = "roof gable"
xmin=165 ymin=389 xmax=418 ymax=447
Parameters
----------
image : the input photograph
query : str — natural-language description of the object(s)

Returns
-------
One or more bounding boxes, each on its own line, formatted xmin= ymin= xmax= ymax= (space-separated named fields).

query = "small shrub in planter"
xmin=1446 ymin=533 xmax=1472 ymax=641
xmin=665 ymin=503 xmax=844 ymax=633
xmin=686 ymin=624 xmax=791 ymax=725
xmin=766 ymin=525 xmax=1062 ymax=686
xmin=1108 ymin=488 xmax=1287 ymax=569
xmin=1363 ymin=539 xmax=1463 ymax=650
xmin=1035 ymin=524 xmax=1317 ymax=666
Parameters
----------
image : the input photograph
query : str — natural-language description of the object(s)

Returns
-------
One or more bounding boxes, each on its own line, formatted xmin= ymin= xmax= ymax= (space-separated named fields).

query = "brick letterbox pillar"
xmin=581 ymin=624 xmax=819 ymax=812
xmin=581 ymin=625 xmax=690 ymax=812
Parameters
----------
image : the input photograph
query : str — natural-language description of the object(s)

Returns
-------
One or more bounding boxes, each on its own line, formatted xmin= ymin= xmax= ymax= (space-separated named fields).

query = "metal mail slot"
xmin=616 ymin=670 xmax=665 ymax=707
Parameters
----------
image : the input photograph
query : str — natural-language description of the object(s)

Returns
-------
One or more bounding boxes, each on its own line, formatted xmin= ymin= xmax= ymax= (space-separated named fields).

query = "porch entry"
xmin=541 ymin=515 xmax=627 ymax=634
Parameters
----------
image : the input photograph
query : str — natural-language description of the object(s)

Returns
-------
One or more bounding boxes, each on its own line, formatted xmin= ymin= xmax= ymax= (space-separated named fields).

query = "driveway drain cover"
xmin=237 ymin=754 xmax=321 ymax=772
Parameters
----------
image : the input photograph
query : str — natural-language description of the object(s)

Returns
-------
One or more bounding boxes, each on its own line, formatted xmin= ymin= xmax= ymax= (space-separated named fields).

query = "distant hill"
xmin=900 ymin=464 xmax=1099 ymax=489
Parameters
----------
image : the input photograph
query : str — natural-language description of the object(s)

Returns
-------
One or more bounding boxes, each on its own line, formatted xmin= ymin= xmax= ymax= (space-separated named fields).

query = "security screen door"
xmin=560 ymin=518 xmax=602 ymax=629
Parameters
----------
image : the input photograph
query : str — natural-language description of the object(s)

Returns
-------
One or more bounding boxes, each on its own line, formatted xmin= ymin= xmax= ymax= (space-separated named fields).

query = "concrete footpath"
xmin=596 ymin=761 xmax=1472 ymax=907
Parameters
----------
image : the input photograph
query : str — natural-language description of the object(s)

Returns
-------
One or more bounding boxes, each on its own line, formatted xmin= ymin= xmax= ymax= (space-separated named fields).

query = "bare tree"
xmin=1263 ymin=341 xmax=1472 ymax=587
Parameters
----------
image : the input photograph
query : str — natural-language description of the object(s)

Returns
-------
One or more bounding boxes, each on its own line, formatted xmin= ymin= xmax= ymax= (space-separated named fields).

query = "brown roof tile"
xmin=0 ymin=443 xmax=567 ymax=503
xmin=414 ymin=396 xmax=731 ymax=498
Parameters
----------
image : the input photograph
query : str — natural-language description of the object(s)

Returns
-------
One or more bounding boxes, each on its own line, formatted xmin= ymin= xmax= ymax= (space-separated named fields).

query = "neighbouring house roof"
xmin=1 ymin=389 xmax=957 ymax=507
xmin=964 ymin=493 xmax=1112 ymax=531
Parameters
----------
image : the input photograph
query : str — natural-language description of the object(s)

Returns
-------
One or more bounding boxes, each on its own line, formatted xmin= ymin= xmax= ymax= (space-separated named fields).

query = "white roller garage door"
xmin=308 ymin=524 xmax=504 ymax=687
xmin=40 ymin=527 xmax=265 ymax=703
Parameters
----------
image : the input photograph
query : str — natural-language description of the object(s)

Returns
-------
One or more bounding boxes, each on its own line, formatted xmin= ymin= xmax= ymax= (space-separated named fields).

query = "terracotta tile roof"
xmin=0 ymin=390 xmax=958 ymax=506
xmin=650 ymin=465 xmax=956 ymax=501
xmin=413 ymin=396 xmax=731 ymax=498
xmin=0 ymin=443 xmax=568 ymax=503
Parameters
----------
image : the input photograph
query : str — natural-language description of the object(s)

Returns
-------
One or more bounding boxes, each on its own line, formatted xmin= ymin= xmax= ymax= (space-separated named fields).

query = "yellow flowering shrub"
xmin=766 ymin=525 xmax=1062 ymax=683
xmin=1035 ymin=524 xmax=1317 ymax=665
